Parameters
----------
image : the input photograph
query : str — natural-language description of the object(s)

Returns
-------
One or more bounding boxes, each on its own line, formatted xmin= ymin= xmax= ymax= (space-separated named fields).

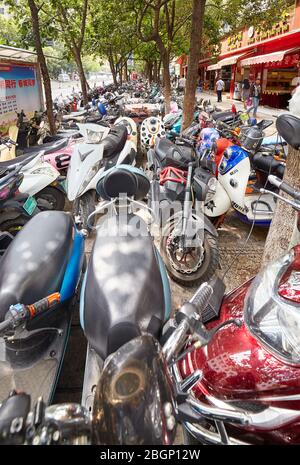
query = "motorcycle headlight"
xmin=245 ymin=247 xmax=300 ymax=365
xmin=78 ymin=162 xmax=102 ymax=196
xmin=223 ymin=148 xmax=232 ymax=160
xmin=206 ymin=176 xmax=217 ymax=201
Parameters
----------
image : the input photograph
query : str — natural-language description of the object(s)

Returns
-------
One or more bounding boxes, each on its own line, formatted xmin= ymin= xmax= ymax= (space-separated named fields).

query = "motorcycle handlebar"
xmin=163 ymin=282 xmax=213 ymax=362
xmin=0 ymin=318 xmax=13 ymax=333
xmin=268 ymin=175 xmax=300 ymax=201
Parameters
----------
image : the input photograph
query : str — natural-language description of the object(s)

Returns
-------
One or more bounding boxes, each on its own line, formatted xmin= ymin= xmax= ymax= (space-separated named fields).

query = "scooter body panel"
xmin=19 ymin=158 xmax=60 ymax=197
xmin=219 ymin=155 xmax=250 ymax=212
xmin=66 ymin=143 xmax=104 ymax=201
xmin=204 ymin=181 xmax=231 ymax=217
xmin=41 ymin=141 xmax=75 ymax=172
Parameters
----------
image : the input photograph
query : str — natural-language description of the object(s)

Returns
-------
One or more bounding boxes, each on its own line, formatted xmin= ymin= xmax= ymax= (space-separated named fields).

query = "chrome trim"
xmin=184 ymin=421 xmax=249 ymax=445
xmin=172 ymin=362 xmax=300 ymax=430
xmin=163 ymin=319 xmax=190 ymax=363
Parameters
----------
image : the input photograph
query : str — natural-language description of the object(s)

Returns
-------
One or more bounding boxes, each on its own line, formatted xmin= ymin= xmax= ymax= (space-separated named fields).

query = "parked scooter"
xmin=66 ymin=123 xmax=137 ymax=230
xmin=0 ymin=138 xmax=66 ymax=211
xmin=0 ymin=210 xmax=85 ymax=406
xmin=148 ymin=136 xmax=219 ymax=285
xmin=0 ymin=166 xmax=40 ymax=252
xmin=173 ymin=113 xmax=300 ymax=445
xmin=80 ymin=165 xmax=175 ymax=444
xmin=203 ymin=124 xmax=279 ymax=227
xmin=0 ymin=274 xmax=231 ymax=445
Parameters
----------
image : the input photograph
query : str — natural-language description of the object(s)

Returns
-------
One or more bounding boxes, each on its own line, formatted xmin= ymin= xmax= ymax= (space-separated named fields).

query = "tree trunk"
xmin=27 ymin=0 xmax=56 ymax=135
xmin=108 ymin=53 xmax=118 ymax=86
xmin=157 ymin=59 xmax=162 ymax=84
xmin=149 ymin=61 xmax=153 ymax=82
xmin=181 ymin=0 xmax=206 ymax=131
xmin=118 ymin=60 xmax=123 ymax=85
xmin=124 ymin=60 xmax=128 ymax=82
xmin=73 ymin=46 xmax=88 ymax=105
xmin=153 ymin=60 xmax=158 ymax=83
xmin=157 ymin=42 xmax=171 ymax=113
xmin=261 ymin=145 xmax=300 ymax=268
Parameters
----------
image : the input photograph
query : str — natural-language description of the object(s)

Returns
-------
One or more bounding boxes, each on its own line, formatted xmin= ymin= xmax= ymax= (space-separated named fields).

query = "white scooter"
xmin=66 ymin=122 xmax=137 ymax=230
xmin=114 ymin=116 xmax=138 ymax=148
xmin=0 ymin=145 xmax=65 ymax=211
xmin=203 ymin=144 xmax=276 ymax=227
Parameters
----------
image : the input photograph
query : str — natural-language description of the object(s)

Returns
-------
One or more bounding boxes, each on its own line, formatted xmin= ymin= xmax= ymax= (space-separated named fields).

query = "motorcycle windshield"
xmin=66 ymin=142 xmax=104 ymax=201
xmin=76 ymin=123 xmax=110 ymax=143
xmin=245 ymin=247 xmax=300 ymax=365
xmin=92 ymin=335 xmax=176 ymax=445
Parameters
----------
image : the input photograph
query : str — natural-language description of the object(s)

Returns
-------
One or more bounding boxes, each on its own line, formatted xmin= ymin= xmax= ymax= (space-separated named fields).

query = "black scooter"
xmin=148 ymin=136 xmax=219 ymax=286
xmin=0 ymin=166 xmax=40 ymax=253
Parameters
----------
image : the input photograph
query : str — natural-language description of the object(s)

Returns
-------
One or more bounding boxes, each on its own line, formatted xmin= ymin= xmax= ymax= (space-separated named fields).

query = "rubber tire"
xmin=35 ymin=186 xmax=65 ymax=211
xmin=160 ymin=225 xmax=219 ymax=287
xmin=73 ymin=191 xmax=96 ymax=232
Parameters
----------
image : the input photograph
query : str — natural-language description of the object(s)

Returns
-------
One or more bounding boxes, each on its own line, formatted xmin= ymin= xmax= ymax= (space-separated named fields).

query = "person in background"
xmin=241 ymin=78 xmax=251 ymax=109
xmin=215 ymin=76 xmax=225 ymax=102
xmin=247 ymin=78 xmax=262 ymax=118
xmin=178 ymin=75 xmax=186 ymax=91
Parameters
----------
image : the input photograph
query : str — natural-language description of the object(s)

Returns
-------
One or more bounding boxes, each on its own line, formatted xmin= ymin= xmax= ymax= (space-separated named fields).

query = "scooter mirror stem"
xmin=260 ymin=188 xmax=300 ymax=210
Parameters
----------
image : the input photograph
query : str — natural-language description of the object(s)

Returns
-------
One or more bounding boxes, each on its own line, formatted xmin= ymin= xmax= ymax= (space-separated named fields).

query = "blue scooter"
xmin=0 ymin=210 xmax=85 ymax=406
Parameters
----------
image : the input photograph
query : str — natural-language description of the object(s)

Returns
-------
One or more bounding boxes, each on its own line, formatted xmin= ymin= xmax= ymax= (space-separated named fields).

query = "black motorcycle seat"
xmin=252 ymin=153 xmax=285 ymax=179
xmin=155 ymin=138 xmax=194 ymax=168
xmin=0 ymin=152 xmax=38 ymax=169
xmin=97 ymin=166 xmax=150 ymax=201
xmin=212 ymin=111 xmax=235 ymax=123
xmin=21 ymin=138 xmax=69 ymax=155
xmin=82 ymin=214 xmax=165 ymax=359
xmin=0 ymin=211 xmax=74 ymax=321
xmin=102 ymin=125 xmax=128 ymax=159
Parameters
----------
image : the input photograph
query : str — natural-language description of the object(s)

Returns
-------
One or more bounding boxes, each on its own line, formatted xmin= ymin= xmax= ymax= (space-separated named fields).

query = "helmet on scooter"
xmin=97 ymin=102 xmax=107 ymax=116
xmin=140 ymin=116 xmax=166 ymax=150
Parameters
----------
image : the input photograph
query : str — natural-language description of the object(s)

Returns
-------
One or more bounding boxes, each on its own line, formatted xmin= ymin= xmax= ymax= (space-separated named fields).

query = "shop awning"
xmin=207 ymin=53 xmax=245 ymax=71
xmin=240 ymin=48 xmax=298 ymax=66
xmin=0 ymin=45 xmax=59 ymax=62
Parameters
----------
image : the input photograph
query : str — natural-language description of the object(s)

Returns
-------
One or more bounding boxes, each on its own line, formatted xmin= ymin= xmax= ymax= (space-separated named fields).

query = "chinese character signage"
xmin=0 ymin=63 xmax=42 ymax=132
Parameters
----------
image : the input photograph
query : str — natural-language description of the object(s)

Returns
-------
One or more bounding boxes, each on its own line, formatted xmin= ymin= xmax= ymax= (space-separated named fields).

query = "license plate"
xmin=23 ymin=196 xmax=37 ymax=216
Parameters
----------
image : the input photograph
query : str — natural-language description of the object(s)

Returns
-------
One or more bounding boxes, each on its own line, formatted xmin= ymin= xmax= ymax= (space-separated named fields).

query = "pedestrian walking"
xmin=215 ymin=76 xmax=225 ymax=102
xmin=247 ymin=78 xmax=262 ymax=118
xmin=178 ymin=76 xmax=186 ymax=92
xmin=241 ymin=78 xmax=251 ymax=109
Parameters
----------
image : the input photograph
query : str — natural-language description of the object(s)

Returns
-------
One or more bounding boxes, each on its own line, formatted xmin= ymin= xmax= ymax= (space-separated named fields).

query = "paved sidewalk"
xmin=196 ymin=90 xmax=286 ymax=122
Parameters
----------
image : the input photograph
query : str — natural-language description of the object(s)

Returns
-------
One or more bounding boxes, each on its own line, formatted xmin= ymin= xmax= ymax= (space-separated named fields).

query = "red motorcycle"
xmin=170 ymin=113 xmax=300 ymax=445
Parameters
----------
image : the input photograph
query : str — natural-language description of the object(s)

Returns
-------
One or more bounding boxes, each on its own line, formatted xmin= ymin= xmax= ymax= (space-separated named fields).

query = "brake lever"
xmin=193 ymin=318 xmax=242 ymax=346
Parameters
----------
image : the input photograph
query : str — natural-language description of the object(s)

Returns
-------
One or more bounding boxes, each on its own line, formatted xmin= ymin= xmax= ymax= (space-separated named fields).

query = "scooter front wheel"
xmin=160 ymin=222 xmax=219 ymax=287
xmin=73 ymin=191 xmax=96 ymax=232
xmin=35 ymin=186 xmax=65 ymax=211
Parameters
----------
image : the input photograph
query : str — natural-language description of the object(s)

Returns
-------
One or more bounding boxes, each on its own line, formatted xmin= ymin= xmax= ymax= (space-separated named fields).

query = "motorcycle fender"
xmin=147 ymin=148 xmax=156 ymax=169
xmin=202 ymin=214 xmax=218 ymax=238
